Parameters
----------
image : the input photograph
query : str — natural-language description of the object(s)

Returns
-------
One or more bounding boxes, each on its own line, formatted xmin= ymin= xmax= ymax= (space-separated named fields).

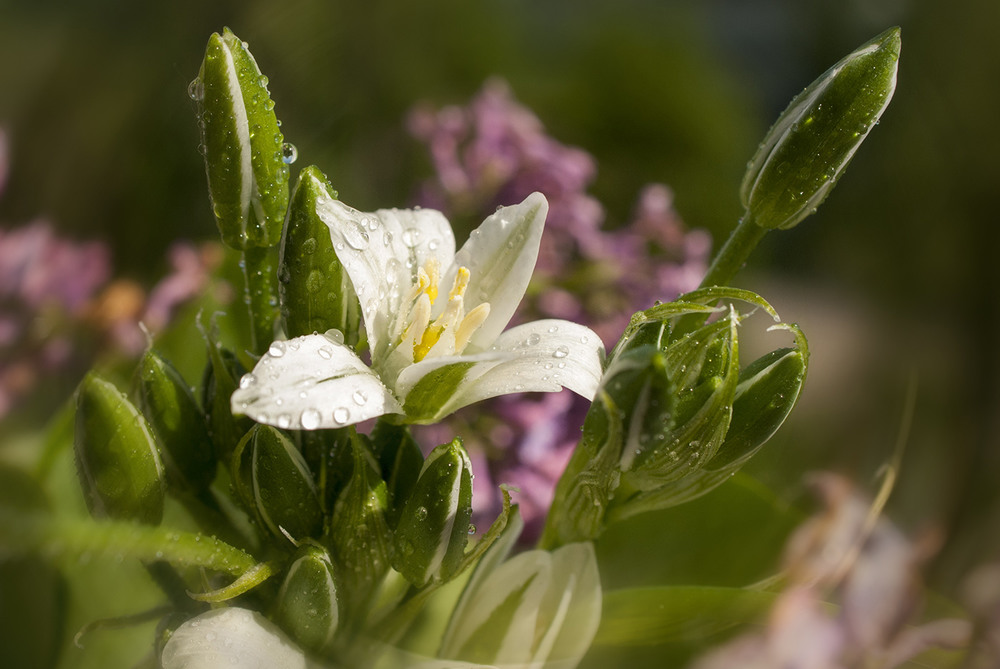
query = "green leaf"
xmin=136 ymin=349 xmax=216 ymax=493
xmin=74 ymin=372 xmax=165 ymax=524
xmin=279 ymin=166 xmax=361 ymax=343
xmin=596 ymin=473 xmax=799 ymax=589
xmin=194 ymin=28 xmax=290 ymax=249
xmin=593 ymin=585 xmax=776 ymax=647
xmin=740 ymin=27 xmax=901 ymax=230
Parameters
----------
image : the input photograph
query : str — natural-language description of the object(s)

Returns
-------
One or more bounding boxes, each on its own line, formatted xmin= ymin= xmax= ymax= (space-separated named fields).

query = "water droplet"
xmin=428 ymin=238 xmax=440 ymax=251
xmin=548 ymin=325 xmax=559 ymax=334
xmin=318 ymin=346 xmax=333 ymax=360
xmin=580 ymin=334 xmax=590 ymax=344
xmin=300 ymin=408 xmax=322 ymax=430
xmin=402 ymin=227 xmax=421 ymax=248
xmin=301 ymin=238 xmax=317 ymax=255
xmin=239 ymin=373 xmax=257 ymax=389
xmin=268 ymin=341 xmax=287 ymax=358
xmin=187 ymin=78 xmax=204 ymax=101
xmin=277 ymin=414 xmax=292 ymax=429
xmin=415 ymin=506 xmax=429 ymax=521
xmin=553 ymin=345 xmax=570 ymax=358
xmin=527 ymin=333 xmax=541 ymax=346
xmin=467 ymin=524 xmax=477 ymax=535
xmin=333 ymin=407 xmax=350 ymax=424
xmin=343 ymin=220 xmax=370 ymax=250
xmin=352 ymin=390 xmax=368 ymax=406
xmin=264 ymin=99 xmax=276 ymax=112
xmin=258 ymin=74 xmax=269 ymax=87
xmin=325 ymin=329 xmax=345 ymax=345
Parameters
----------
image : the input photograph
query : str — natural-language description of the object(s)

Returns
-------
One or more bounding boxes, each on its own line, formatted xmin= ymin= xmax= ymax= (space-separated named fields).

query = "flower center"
xmin=396 ymin=259 xmax=491 ymax=362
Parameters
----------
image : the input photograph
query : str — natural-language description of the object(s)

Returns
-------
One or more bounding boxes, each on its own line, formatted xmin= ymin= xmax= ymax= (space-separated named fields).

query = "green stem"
xmin=0 ymin=509 xmax=258 ymax=578
xmin=668 ymin=212 xmax=769 ymax=340
xmin=698 ymin=212 xmax=768 ymax=290
xmin=242 ymin=245 xmax=280 ymax=354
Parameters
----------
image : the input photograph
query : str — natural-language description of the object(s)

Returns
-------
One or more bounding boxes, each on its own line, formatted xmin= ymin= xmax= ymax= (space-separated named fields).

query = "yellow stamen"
xmin=404 ymin=262 xmax=488 ymax=362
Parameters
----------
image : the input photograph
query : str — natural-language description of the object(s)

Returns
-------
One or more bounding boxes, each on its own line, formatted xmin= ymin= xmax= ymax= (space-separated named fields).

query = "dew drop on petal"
xmin=300 ymin=409 xmax=322 ymax=430
xmin=553 ymin=345 xmax=570 ymax=359
xmin=239 ymin=373 xmax=257 ymax=389
xmin=344 ymin=220 xmax=371 ymax=250
xmin=352 ymin=390 xmax=368 ymax=406
xmin=318 ymin=346 xmax=333 ymax=360
xmin=277 ymin=414 xmax=292 ymax=429
xmin=268 ymin=341 xmax=287 ymax=358
xmin=333 ymin=407 xmax=350 ymax=424
xmin=402 ymin=227 xmax=421 ymax=248
xmin=527 ymin=333 xmax=541 ymax=346
xmin=325 ymin=329 xmax=345 ymax=345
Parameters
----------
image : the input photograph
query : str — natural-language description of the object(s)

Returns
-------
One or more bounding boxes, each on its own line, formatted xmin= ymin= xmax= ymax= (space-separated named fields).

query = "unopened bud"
xmin=741 ymin=27 xmax=900 ymax=230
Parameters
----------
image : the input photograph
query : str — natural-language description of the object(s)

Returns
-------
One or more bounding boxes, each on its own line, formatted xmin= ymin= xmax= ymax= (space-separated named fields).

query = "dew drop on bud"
xmin=187 ymin=78 xmax=204 ymax=101
xmin=281 ymin=142 xmax=298 ymax=164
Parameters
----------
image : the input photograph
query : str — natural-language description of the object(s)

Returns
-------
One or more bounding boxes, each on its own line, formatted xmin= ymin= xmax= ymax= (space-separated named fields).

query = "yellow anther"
xmin=449 ymin=267 xmax=471 ymax=301
xmin=423 ymin=259 xmax=440 ymax=303
xmin=414 ymin=324 xmax=444 ymax=361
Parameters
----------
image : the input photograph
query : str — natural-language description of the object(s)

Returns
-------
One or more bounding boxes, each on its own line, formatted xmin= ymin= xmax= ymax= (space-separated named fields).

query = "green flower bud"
xmin=621 ymin=311 xmax=740 ymax=493
xmin=741 ymin=27 xmax=900 ymax=230
xmin=137 ymin=349 xmax=216 ymax=492
xmin=193 ymin=28 xmax=289 ymax=249
xmin=74 ymin=372 xmax=165 ymax=523
xmin=392 ymin=438 xmax=473 ymax=587
xmin=370 ymin=421 xmax=424 ymax=528
xmin=279 ymin=166 xmax=361 ymax=343
xmin=326 ymin=435 xmax=392 ymax=615
xmin=440 ymin=542 xmax=601 ymax=668
xmin=247 ymin=426 xmax=323 ymax=543
xmin=273 ymin=544 xmax=340 ymax=653
xmin=200 ymin=334 xmax=252 ymax=461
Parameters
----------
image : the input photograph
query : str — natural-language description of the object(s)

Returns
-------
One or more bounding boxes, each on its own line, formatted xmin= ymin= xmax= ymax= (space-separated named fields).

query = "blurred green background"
xmin=1 ymin=0 xmax=997 ymax=607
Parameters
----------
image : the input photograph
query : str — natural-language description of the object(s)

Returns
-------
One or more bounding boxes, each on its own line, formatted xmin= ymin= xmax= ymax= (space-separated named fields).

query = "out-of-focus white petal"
xmin=231 ymin=333 xmax=401 ymax=429
xmin=160 ymin=607 xmax=307 ymax=669
xmin=440 ymin=542 xmax=601 ymax=669
xmin=448 ymin=192 xmax=547 ymax=350
xmin=438 ymin=320 xmax=604 ymax=416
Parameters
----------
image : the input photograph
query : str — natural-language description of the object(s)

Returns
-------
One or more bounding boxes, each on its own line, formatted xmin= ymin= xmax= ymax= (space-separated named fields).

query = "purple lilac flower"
xmin=407 ymin=82 xmax=711 ymax=540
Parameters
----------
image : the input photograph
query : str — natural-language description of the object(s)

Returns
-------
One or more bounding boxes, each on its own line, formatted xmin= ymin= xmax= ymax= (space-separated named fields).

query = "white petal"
xmin=438 ymin=319 xmax=605 ymax=416
xmin=161 ymin=608 xmax=307 ymax=669
xmin=315 ymin=197 xmax=454 ymax=359
xmin=447 ymin=192 xmax=548 ymax=350
xmin=231 ymin=333 xmax=402 ymax=429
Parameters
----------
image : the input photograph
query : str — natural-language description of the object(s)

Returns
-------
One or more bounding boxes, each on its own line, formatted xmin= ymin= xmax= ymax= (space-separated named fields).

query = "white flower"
xmin=161 ymin=607 xmax=309 ymax=669
xmin=232 ymin=192 xmax=604 ymax=429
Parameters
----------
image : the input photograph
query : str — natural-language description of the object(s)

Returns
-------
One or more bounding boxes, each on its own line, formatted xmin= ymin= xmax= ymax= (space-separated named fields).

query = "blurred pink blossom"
xmin=690 ymin=473 xmax=971 ymax=669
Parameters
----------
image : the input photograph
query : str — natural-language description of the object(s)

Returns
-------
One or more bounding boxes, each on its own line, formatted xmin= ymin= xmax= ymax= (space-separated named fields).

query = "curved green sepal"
xmin=280 ymin=166 xmax=361 ymax=343
xmin=74 ymin=372 xmax=165 ymax=524
xmin=370 ymin=420 xmax=424 ymax=527
xmin=198 ymin=319 xmax=253 ymax=460
xmin=741 ymin=27 xmax=901 ymax=230
xmin=187 ymin=559 xmax=280 ymax=603
xmin=137 ymin=349 xmax=216 ymax=492
xmin=195 ymin=28 xmax=289 ymax=249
